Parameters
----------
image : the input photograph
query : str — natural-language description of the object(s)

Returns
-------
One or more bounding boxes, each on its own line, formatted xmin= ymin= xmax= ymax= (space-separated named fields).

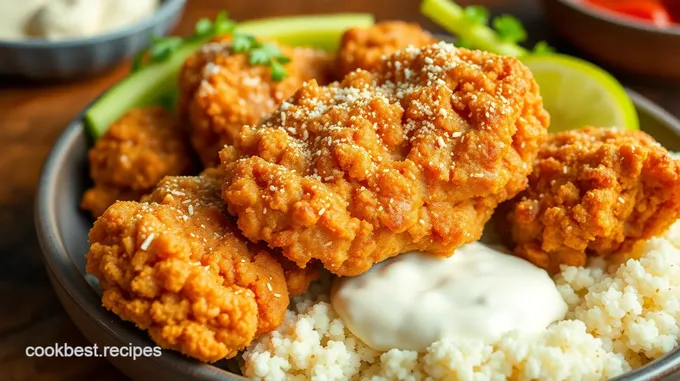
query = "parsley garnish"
xmin=132 ymin=11 xmax=290 ymax=81
xmin=133 ymin=12 xmax=235 ymax=72
xmin=232 ymin=34 xmax=256 ymax=52
xmin=194 ymin=18 xmax=214 ymax=37
xmin=422 ymin=0 xmax=556 ymax=57
xmin=185 ymin=11 xmax=236 ymax=42
xmin=232 ymin=34 xmax=291 ymax=81
xmin=492 ymin=15 xmax=527 ymax=44
xmin=463 ymin=6 xmax=489 ymax=25
xmin=532 ymin=40 xmax=556 ymax=55
xmin=148 ymin=36 xmax=183 ymax=62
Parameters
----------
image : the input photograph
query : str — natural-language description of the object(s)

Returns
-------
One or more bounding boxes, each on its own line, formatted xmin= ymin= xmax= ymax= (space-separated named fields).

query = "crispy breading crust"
xmin=178 ymin=36 xmax=335 ymax=166
xmin=506 ymin=127 xmax=680 ymax=273
xmin=86 ymin=170 xmax=292 ymax=362
xmin=337 ymin=21 xmax=438 ymax=76
xmin=220 ymin=43 xmax=549 ymax=276
xmin=278 ymin=257 xmax=320 ymax=297
xmin=80 ymin=107 xmax=194 ymax=218
xmin=81 ymin=186 xmax=142 ymax=219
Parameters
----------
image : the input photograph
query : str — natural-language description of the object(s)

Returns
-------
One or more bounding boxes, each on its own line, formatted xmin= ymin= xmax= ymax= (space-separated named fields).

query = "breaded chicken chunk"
xmin=81 ymin=186 xmax=143 ymax=220
xmin=337 ymin=21 xmax=438 ymax=76
xmin=179 ymin=36 xmax=335 ymax=166
xmin=506 ymin=127 xmax=680 ymax=273
xmin=220 ymin=43 xmax=549 ymax=276
xmin=81 ymin=107 xmax=194 ymax=217
xmin=86 ymin=169 xmax=314 ymax=362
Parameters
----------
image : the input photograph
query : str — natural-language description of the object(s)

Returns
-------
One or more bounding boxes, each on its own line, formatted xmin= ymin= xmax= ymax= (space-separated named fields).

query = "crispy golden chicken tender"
xmin=337 ymin=21 xmax=438 ymax=76
xmin=220 ymin=43 xmax=549 ymax=276
xmin=179 ymin=36 xmax=335 ymax=166
xmin=80 ymin=107 xmax=194 ymax=217
xmin=81 ymin=186 xmax=143 ymax=220
xmin=86 ymin=169 xmax=307 ymax=362
xmin=506 ymin=127 xmax=680 ymax=273
xmin=279 ymin=259 xmax=320 ymax=297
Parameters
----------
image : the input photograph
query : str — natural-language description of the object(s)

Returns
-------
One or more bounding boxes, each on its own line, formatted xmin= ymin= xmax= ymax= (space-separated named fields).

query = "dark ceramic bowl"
xmin=542 ymin=0 xmax=680 ymax=80
xmin=35 ymin=90 xmax=680 ymax=381
xmin=0 ymin=0 xmax=186 ymax=80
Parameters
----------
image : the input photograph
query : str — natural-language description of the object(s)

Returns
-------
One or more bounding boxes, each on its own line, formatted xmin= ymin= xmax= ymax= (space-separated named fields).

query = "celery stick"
xmin=236 ymin=14 xmax=374 ymax=51
xmin=85 ymin=13 xmax=374 ymax=139
xmin=84 ymin=40 xmax=198 ymax=139
xmin=420 ymin=0 xmax=528 ymax=57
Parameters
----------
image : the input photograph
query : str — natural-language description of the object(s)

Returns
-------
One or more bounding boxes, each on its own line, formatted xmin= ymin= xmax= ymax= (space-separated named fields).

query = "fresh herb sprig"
xmin=231 ymin=34 xmax=291 ymax=81
xmin=492 ymin=14 xmax=527 ymax=44
xmin=421 ymin=0 xmax=554 ymax=57
xmin=190 ymin=11 xmax=237 ymax=41
xmin=132 ymin=12 xmax=291 ymax=81
xmin=531 ymin=40 xmax=556 ymax=55
xmin=133 ymin=12 xmax=236 ymax=72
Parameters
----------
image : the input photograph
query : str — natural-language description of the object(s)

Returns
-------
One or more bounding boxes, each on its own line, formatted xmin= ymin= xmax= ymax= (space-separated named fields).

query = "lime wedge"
xmin=521 ymin=54 xmax=639 ymax=133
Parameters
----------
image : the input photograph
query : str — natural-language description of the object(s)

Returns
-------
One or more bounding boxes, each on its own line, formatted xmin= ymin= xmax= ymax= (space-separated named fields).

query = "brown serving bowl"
xmin=542 ymin=0 xmax=680 ymax=80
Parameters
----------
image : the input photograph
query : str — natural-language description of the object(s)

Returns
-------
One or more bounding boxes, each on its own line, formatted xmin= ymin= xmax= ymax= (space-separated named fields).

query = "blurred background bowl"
xmin=0 ymin=0 xmax=186 ymax=80
xmin=542 ymin=0 xmax=680 ymax=81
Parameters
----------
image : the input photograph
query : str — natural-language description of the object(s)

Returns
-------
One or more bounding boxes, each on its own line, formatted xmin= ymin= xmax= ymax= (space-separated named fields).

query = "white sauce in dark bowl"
xmin=332 ymin=242 xmax=568 ymax=351
xmin=0 ymin=0 xmax=159 ymax=41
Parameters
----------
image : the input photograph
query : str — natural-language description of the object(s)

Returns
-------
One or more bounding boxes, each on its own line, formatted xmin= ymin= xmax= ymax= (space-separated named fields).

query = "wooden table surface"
xmin=2 ymin=0 xmax=679 ymax=380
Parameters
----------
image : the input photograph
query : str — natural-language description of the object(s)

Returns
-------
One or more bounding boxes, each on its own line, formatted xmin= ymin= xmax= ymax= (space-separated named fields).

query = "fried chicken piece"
xmin=81 ymin=107 xmax=194 ymax=218
xmin=178 ymin=36 xmax=335 ymax=166
xmin=220 ymin=42 xmax=549 ymax=276
xmin=506 ymin=127 xmax=680 ymax=273
xmin=279 ymin=259 xmax=320 ymax=296
xmin=80 ymin=186 xmax=142 ymax=219
xmin=86 ymin=169 xmax=306 ymax=362
xmin=337 ymin=21 xmax=438 ymax=76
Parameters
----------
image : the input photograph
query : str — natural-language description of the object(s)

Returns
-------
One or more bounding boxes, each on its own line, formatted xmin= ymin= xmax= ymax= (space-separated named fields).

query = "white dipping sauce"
xmin=331 ymin=242 xmax=568 ymax=352
xmin=0 ymin=0 xmax=159 ymax=41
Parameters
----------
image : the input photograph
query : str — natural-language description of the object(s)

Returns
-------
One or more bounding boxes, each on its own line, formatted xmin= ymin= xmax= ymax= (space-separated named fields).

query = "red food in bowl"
xmin=583 ymin=0 xmax=676 ymax=27
xmin=662 ymin=0 xmax=680 ymax=23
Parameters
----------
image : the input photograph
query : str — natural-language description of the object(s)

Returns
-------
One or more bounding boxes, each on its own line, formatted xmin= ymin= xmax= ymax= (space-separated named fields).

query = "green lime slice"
xmin=521 ymin=54 xmax=639 ymax=133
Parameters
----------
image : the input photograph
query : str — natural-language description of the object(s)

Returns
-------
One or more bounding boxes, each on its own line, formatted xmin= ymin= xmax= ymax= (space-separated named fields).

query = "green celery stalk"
xmin=420 ymin=0 xmax=528 ymax=57
xmin=84 ymin=13 xmax=375 ymax=139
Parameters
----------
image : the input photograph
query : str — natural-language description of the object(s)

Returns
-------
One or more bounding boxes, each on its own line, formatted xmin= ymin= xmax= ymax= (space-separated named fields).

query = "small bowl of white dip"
xmin=0 ymin=0 xmax=186 ymax=80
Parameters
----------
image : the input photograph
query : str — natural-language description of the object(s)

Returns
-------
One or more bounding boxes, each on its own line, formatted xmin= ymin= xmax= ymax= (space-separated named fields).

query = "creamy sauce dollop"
xmin=0 ymin=0 xmax=159 ymax=41
xmin=331 ymin=242 xmax=568 ymax=352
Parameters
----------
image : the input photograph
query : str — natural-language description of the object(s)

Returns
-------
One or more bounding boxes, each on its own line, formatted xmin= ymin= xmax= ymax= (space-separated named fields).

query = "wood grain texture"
xmin=1 ymin=0 xmax=679 ymax=380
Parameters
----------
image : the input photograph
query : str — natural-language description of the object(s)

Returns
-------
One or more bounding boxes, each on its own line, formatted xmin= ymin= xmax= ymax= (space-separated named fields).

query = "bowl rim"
xmin=34 ymin=89 xmax=680 ymax=381
xmin=34 ymin=94 xmax=247 ymax=381
xmin=0 ymin=0 xmax=186 ymax=48
xmin=552 ymin=0 xmax=680 ymax=35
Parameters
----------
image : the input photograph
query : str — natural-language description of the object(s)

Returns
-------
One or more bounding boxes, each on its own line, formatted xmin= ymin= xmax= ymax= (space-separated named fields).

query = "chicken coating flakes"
xmin=179 ymin=36 xmax=335 ymax=166
xmin=220 ymin=42 xmax=550 ymax=276
xmin=86 ymin=170 xmax=293 ymax=362
xmin=507 ymin=127 xmax=680 ymax=274
xmin=337 ymin=21 xmax=438 ymax=76
xmin=80 ymin=107 xmax=194 ymax=217
xmin=81 ymin=186 xmax=143 ymax=220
